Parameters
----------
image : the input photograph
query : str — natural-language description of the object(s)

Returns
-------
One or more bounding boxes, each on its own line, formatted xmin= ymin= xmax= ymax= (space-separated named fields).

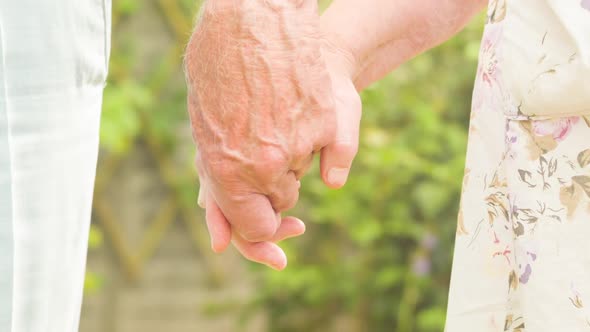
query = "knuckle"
xmin=314 ymin=117 xmax=337 ymax=149
xmin=334 ymin=140 xmax=359 ymax=158
xmin=293 ymin=140 xmax=313 ymax=161
xmin=254 ymin=146 xmax=288 ymax=175
xmin=270 ymin=191 xmax=299 ymax=212
xmin=317 ymin=90 xmax=336 ymax=113
xmin=285 ymin=193 xmax=300 ymax=211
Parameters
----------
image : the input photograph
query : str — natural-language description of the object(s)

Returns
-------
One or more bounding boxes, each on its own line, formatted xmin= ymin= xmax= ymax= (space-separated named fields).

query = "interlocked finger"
xmin=205 ymin=190 xmax=232 ymax=253
xmin=231 ymin=216 xmax=305 ymax=270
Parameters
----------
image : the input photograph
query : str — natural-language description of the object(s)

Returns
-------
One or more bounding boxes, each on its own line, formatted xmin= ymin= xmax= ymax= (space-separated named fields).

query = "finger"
xmin=205 ymin=191 xmax=232 ymax=253
xmin=271 ymin=216 xmax=305 ymax=242
xmin=232 ymin=233 xmax=288 ymax=271
xmin=231 ymin=217 xmax=305 ymax=269
xmin=320 ymin=78 xmax=362 ymax=188
xmin=267 ymin=171 xmax=300 ymax=212
xmin=212 ymin=190 xmax=279 ymax=242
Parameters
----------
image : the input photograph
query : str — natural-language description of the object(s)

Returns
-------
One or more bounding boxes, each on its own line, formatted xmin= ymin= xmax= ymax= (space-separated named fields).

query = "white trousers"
xmin=0 ymin=1 xmax=110 ymax=331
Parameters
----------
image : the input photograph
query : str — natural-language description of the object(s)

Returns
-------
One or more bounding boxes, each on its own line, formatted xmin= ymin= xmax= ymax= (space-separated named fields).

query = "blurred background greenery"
xmin=82 ymin=1 xmax=485 ymax=331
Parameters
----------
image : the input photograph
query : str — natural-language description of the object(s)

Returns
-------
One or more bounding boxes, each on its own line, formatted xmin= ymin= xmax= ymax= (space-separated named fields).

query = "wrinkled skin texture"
xmin=185 ymin=0 xmax=361 ymax=269
xmin=185 ymin=0 xmax=485 ymax=269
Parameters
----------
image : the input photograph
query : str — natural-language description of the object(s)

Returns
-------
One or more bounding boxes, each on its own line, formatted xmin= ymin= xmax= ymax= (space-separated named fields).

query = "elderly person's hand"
xmin=184 ymin=0 xmax=361 ymax=269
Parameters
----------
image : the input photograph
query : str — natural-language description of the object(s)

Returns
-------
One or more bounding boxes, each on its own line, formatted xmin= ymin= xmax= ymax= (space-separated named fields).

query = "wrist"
xmin=204 ymin=0 xmax=303 ymax=11
xmin=200 ymin=0 xmax=242 ymax=21
xmin=321 ymin=36 xmax=358 ymax=82
xmin=320 ymin=16 xmax=361 ymax=82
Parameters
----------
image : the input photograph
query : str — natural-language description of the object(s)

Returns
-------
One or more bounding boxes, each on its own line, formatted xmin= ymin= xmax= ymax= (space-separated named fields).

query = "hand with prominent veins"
xmin=185 ymin=0 xmax=485 ymax=269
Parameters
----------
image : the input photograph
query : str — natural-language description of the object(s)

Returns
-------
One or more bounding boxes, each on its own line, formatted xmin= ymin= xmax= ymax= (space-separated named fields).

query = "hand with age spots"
xmin=185 ymin=0 xmax=485 ymax=269
xmin=184 ymin=0 xmax=361 ymax=269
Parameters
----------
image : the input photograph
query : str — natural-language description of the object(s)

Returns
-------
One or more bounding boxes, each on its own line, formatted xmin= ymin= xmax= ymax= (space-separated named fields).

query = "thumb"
xmin=320 ymin=76 xmax=362 ymax=188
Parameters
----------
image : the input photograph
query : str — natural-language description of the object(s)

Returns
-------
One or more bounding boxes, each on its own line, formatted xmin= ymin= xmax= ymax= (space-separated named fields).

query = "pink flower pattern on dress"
xmin=582 ymin=0 xmax=590 ymax=11
xmin=473 ymin=24 xmax=504 ymax=113
xmin=532 ymin=117 xmax=580 ymax=142
xmin=479 ymin=29 xmax=502 ymax=88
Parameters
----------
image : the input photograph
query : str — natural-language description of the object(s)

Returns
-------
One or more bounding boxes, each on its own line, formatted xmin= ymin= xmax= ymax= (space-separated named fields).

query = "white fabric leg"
xmin=0 ymin=0 xmax=110 ymax=331
xmin=0 ymin=18 xmax=15 ymax=332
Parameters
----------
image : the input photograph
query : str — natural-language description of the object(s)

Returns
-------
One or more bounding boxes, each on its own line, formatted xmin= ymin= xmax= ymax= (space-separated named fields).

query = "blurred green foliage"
xmin=98 ymin=0 xmax=485 ymax=331
xmin=252 ymin=16 xmax=484 ymax=332
xmin=84 ymin=225 xmax=104 ymax=294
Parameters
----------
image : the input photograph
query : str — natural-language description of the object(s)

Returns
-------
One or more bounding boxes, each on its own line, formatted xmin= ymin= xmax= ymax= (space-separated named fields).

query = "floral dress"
xmin=445 ymin=0 xmax=590 ymax=331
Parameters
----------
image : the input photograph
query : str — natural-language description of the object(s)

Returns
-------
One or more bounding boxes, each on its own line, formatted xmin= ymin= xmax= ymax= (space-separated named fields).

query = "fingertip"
xmin=232 ymin=235 xmax=288 ymax=270
xmin=211 ymin=233 xmax=231 ymax=253
xmin=263 ymin=243 xmax=287 ymax=270
xmin=211 ymin=243 xmax=223 ymax=253
xmin=296 ymin=219 xmax=306 ymax=234
xmin=288 ymin=217 xmax=306 ymax=236
xmin=271 ymin=261 xmax=287 ymax=271
xmin=268 ymin=247 xmax=287 ymax=271
xmin=272 ymin=217 xmax=306 ymax=242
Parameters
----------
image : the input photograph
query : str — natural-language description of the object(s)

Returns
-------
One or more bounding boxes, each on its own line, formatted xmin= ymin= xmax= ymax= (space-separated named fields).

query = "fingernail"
xmin=210 ymin=236 xmax=218 ymax=253
xmin=198 ymin=197 xmax=206 ymax=209
xmin=328 ymin=168 xmax=349 ymax=187
xmin=269 ymin=260 xmax=287 ymax=271
xmin=209 ymin=232 xmax=221 ymax=253
xmin=197 ymin=192 xmax=206 ymax=209
xmin=295 ymin=219 xmax=306 ymax=235
xmin=268 ymin=251 xmax=287 ymax=271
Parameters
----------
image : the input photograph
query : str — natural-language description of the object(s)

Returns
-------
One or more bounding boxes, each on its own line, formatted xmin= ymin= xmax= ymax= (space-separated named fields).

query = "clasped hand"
xmin=184 ymin=0 xmax=361 ymax=270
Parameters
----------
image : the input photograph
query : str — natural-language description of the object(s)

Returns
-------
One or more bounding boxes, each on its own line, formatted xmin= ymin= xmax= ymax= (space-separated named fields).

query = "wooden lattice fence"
xmin=80 ymin=1 xmax=264 ymax=331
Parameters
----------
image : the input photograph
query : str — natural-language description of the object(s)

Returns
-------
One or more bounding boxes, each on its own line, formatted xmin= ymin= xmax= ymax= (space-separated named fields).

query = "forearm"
xmin=321 ymin=0 xmax=487 ymax=90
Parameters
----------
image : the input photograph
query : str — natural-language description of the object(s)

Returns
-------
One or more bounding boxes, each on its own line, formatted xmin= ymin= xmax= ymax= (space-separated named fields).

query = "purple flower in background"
xmin=421 ymin=233 xmax=439 ymax=250
xmin=582 ymin=0 xmax=590 ymax=11
xmin=412 ymin=256 xmax=431 ymax=277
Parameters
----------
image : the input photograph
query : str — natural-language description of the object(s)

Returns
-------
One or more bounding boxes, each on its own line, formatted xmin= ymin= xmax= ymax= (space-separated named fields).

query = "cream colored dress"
xmin=445 ymin=0 xmax=590 ymax=331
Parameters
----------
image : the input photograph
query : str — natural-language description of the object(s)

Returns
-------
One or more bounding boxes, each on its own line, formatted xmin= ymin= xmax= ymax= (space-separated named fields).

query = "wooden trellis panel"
xmin=80 ymin=1 xmax=265 ymax=331
xmin=92 ymin=0 xmax=224 ymax=284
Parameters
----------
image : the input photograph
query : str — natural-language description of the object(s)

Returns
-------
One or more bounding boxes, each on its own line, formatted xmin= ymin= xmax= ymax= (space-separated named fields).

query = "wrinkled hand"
xmin=184 ymin=0 xmax=361 ymax=269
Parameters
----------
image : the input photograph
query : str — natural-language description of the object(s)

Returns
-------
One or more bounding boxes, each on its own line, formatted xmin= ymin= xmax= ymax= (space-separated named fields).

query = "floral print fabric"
xmin=445 ymin=1 xmax=590 ymax=331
